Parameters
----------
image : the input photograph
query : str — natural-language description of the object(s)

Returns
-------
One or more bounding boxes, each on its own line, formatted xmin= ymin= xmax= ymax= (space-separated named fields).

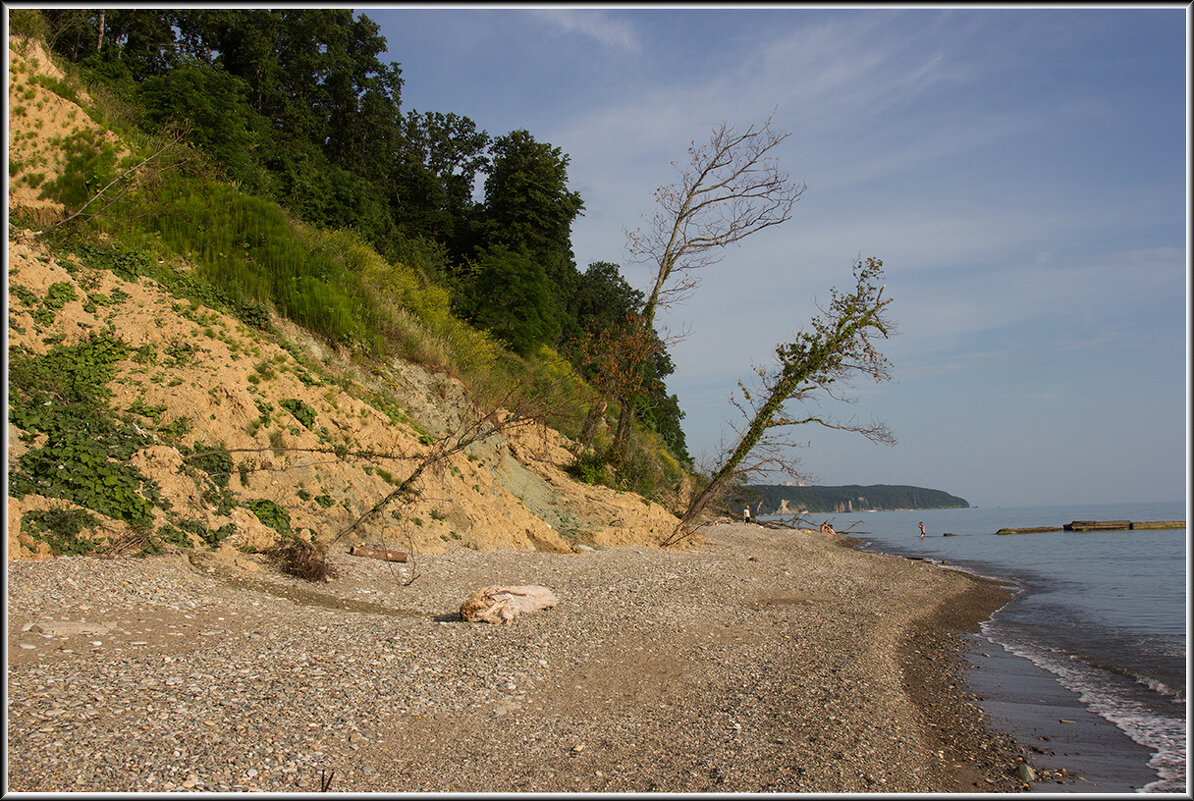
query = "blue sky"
xmin=370 ymin=6 xmax=1188 ymax=508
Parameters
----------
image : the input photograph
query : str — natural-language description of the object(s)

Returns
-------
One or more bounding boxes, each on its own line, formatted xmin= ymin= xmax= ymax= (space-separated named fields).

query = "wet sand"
xmin=963 ymin=639 xmax=1162 ymax=793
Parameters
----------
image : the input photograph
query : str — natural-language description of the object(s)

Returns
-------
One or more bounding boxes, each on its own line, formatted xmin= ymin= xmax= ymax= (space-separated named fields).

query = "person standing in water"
xmin=918 ymin=521 xmax=926 ymax=539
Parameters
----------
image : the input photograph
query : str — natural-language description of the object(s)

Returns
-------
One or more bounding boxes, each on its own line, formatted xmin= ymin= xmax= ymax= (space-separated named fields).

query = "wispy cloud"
xmin=532 ymin=9 xmax=641 ymax=52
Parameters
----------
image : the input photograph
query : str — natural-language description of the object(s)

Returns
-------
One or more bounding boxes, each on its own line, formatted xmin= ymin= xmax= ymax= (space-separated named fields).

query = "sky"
xmin=369 ymin=6 xmax=1188 ymax=509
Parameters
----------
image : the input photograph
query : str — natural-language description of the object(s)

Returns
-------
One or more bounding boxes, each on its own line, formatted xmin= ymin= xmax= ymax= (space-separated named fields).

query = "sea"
xmin=769 ymin=500 xmax=1187 ymax=794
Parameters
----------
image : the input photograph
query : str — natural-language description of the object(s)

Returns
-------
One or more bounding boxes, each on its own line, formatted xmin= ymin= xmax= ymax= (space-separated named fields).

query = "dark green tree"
xmin=479 ymin=130 xmax=585 ymax=336
xmin=564 ymin=261 xmax=644 ymax=346
xmin=395 ymin=111 xmax=491 ymax=253
xmin=563 ymin=262 xmax=688 ymax=460
xmin=136 ymin=64 xmax=268 ymax=187
xmin=464 ymin=245 xmax=562 ymax=355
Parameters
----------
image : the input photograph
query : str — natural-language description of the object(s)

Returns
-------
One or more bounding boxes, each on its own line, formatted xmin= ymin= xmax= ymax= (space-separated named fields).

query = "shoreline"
xmin=963 ymin=637 xmax=1163 ymax=792
xmin=8 ymin=521 xmax=1031 ymax=792
xmin=835 ymin=512 xmax=1181 ymax=794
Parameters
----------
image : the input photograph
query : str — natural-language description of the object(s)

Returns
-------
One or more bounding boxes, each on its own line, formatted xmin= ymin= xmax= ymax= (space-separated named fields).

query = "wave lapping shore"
xmin=8 ymin=522 xmax=1027 ymax=793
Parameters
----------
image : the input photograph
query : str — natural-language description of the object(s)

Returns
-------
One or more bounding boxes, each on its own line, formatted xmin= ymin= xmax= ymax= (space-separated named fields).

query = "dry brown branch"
xmin=272 ymin=538 xmax=340 ymax=582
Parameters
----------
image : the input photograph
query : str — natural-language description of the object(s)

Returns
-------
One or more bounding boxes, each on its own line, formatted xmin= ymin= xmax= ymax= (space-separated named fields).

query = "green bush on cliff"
xmin=8 ymin=333 xmax=160 ymax=527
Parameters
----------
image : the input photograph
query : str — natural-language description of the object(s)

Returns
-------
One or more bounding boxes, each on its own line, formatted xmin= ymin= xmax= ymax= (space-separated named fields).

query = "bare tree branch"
xmin=610 ymin=114 xmax=806 ymax=459
xmin=629 ymin=113 xmax=806 ymax=326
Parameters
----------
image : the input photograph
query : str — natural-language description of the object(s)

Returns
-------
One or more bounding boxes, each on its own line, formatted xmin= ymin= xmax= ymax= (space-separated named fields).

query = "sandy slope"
xmin=7 ymin=232 xmax=687 ymax=562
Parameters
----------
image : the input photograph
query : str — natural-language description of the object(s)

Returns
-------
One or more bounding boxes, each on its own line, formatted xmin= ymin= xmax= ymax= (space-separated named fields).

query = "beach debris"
xmin=460 ymin=585 xmax=558 ymax=624
xmin=1015 ymin=762 xmax=1036 ymax=783
xmin=349 ymin=545 xmax=409 ymax=563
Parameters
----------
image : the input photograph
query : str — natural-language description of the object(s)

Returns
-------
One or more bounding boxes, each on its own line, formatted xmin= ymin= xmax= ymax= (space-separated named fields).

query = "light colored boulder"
xmin=460 ymin=585 xmax=559 ymax=624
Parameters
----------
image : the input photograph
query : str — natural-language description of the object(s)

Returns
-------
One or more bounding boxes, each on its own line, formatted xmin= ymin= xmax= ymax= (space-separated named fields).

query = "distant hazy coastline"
xmin=740 ymin=484 xmax=970 ymax=515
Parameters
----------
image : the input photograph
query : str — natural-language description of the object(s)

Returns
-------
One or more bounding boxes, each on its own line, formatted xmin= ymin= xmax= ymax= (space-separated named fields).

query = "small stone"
xmin=572 ymin=744 xmax=585 ymax=752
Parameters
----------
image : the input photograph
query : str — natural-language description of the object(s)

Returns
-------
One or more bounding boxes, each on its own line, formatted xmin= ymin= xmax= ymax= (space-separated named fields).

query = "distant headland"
xmin=737 ymin=484 xmax=970 ymax=515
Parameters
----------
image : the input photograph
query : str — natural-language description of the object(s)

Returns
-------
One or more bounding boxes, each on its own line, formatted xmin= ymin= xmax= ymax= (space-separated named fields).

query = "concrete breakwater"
xmin=995 ymin=520 xmax=1185 ymax=535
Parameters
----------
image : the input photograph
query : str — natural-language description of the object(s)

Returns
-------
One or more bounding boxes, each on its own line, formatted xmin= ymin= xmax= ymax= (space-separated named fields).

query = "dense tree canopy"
xmin=33 ymin=7 xmax=688 ymax=462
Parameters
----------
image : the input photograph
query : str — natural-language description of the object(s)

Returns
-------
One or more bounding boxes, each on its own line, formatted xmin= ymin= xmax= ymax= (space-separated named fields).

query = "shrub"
xmin=8 ymin=333 xmax=160 ymax=526
xmin=40 ymin=129 xmax=123 ymax=212
xmin=246 ymin=498 xmax=291 ymax=536
xmin=9 ymin=9 xmax=51 ymax=41
xmin=22 ymin=507 xmax=101 ymax=555
xmin=280 ymin=398 xmax=317 ymax=429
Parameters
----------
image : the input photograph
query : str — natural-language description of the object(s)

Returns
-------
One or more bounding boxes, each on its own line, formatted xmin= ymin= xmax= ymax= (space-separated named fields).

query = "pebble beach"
xmin=7 ymin=521 xmax=1031 ymax=793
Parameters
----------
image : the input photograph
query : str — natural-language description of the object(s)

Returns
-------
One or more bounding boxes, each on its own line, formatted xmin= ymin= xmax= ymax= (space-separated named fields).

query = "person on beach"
xmin=919 ymin=521 xmax=926 ymax=539
xmin=820 ymin=521 xmax=836 ymax=535
xmin=743 ymin=507 xmax=752 ymax=524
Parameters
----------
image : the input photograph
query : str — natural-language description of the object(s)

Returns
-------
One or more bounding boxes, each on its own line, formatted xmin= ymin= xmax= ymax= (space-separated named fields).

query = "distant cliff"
xmin=735 ymin=484 xmax=970 ymax=515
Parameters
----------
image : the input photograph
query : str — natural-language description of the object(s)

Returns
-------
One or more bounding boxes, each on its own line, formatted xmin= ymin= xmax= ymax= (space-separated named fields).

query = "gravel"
xmin=7 ymin=522 xmax=1027 ymax=793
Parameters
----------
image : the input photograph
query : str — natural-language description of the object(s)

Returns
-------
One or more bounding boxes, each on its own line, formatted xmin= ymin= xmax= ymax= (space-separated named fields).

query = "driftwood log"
xmin=349 ymin=545 xmax=409 ymax=562
xmin=460 ymin=585 xmax=558 ymax=624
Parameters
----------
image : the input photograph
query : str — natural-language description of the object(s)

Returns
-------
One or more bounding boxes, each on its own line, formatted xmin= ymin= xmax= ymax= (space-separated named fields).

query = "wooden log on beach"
xmin=1064 ymin=520 xmax=1131 ymax=532
xmin=350 ymin=545 xmax=409 ymax=562
xmin=994 ymin=526 xmax=1064 ymax=535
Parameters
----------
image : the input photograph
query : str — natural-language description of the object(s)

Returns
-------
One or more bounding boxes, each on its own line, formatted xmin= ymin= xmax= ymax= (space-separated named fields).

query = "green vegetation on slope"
xmin=13 ymin=8 xmax=688 ymax=456
xmin=7 ymin=14 xmax=696 ymax=558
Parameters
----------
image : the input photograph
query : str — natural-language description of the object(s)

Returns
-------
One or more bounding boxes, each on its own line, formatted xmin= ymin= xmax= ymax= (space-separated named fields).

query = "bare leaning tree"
xmin=665 ymin=257 xmax=895 ymax=545
xmin=607 ymin=115 xmax=807 ymax=461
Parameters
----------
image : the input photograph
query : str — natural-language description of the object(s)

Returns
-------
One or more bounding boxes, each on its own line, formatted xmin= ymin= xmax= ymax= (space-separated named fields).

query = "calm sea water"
xmin=775 ymin=501 xmax=1187 ymax=793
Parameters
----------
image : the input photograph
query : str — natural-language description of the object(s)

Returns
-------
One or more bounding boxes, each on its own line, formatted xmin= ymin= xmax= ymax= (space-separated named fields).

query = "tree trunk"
xmin=609 ymin=399 xmax=634 ymax=464
xmin=577 ymin=397 xmax=607 ymax=450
